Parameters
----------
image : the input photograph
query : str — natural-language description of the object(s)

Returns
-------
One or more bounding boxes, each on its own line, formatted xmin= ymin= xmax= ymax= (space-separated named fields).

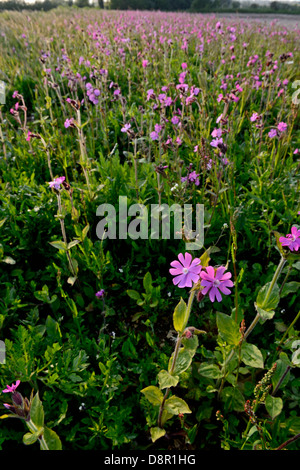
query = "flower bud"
xmin=11 ymin=391 xmax=23 ymax=407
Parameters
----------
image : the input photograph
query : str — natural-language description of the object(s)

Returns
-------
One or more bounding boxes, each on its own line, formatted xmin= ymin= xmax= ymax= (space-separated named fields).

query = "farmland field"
xmin=0 ymin=7 xmax=300 ymax=452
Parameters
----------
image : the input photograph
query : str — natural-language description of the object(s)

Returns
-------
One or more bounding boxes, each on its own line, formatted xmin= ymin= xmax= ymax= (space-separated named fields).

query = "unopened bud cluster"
xmin=254 ymin=362 xmax=277 ymax=403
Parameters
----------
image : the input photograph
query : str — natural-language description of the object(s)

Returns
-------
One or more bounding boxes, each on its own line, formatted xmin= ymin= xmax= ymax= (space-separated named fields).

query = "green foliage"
xmin=0 ymin=7 xmax=299 ymax=452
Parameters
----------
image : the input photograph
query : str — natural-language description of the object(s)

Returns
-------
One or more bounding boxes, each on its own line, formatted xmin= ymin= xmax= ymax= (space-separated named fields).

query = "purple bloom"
xmin=48 ymin=176 xmax=65 ymax=190
xmin=170 ymin=253 xmax=202 ymax=288
xmin=188 ymin=170 xmax=200 ymax=185
xmin=277 ymin=122 xmax=287 ymax=132
xmin=200 ymin=266 xmax=233 ymax=302
xmin=95 ymin=289 xmax=105 ymax=298
xmin=250 ymin=112 xmax=259 ymax=122
xmin=268 ymin=129 xmax=277 ymax=138
xmin=121 ymin=123 xmax=131 ymax=133
xmin=279 ymin=226 xmax=300 ymax=252
xmin=2 ymin=380 xmax=20 ymax=393
xmin=64 ymin=118 xmax=74 ymax=128
xmin=211 ymin=128 xmax=222 ymax=138
xmin=210 ymin=137 xmax=223 ymax=148
xmin=150 ymin=131 xmax=159 ymax=141
xmin=171 ymin=116 xmax=180 ymax=125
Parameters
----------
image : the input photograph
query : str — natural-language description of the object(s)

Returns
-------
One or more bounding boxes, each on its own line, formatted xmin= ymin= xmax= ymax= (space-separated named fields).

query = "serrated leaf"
xmin=141 ymin=385 xmax=164 ymax=406
xmin=173 ymin=297 xmax=187 ymax=333
xmin=164 ymin=395 xmax=192 ymax=415
xmin=157 ymin=370 xmax=179 ymax=389
xmin=241 ymin=343 xmax=264 ymax=369
xmin=265 ymin=395 xmax=283 ymax=420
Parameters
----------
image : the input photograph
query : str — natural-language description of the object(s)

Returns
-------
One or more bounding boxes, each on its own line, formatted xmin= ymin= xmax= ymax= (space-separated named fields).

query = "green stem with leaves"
xmin=157 ymin=289 xmax=196 ymax=429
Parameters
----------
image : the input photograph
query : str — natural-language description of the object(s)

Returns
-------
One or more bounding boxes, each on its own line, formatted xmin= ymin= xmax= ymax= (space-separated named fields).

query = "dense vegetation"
xmin=0 ymin=8 xmax=299 ymax=451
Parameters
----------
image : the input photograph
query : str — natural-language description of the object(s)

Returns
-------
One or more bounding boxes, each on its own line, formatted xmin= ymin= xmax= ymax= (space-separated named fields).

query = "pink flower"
xmin=268 ymin=129 xmax=277 ymax=138
xmin=277 ymin=122 xmax=287 ymax=132
xmin=279 ymin=226 xmax=300 ymax=252
xmin=150 ymin=131 xmax=159 ymax=141
xmin=181 ymin=62 xmax=187 ymax=69
xmin=200 ymin=266 xmax=233 ymax=302
xmin=64 ymin=118 xmax=74 ymax=128
xmin=211 ymin=128 xmax=222 ymax=138
xmin=142 ymin=59 xmax=149 ymax=68
xmin=294 ymin=149 xmax=299 ymax=154
xmin=2 ymin=380 xmax=20 ymax=393
xmin=48 ymin=176 xmax=65 ymax=190
xmin=250 ymin=112 xmax=259 ymax=122
xmin=121 ymin=123 xmax=131 ymax=133
xmin=26 ymin=130 xmax=31 ymax=141
xmin=95 ymin=289 xmax=105 ymax=298
xmin=170 ymin=253 xmax=202 ymax=288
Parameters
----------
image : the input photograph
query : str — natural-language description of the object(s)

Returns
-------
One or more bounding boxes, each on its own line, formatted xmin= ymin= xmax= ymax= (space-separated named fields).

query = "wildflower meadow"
xmin=0 ymin=6 xmax=299 ymax=453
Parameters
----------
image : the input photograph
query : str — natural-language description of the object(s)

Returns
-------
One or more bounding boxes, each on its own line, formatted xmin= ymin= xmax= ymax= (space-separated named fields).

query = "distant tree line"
xmin=0 ymin=0 xmax=300 ymax=14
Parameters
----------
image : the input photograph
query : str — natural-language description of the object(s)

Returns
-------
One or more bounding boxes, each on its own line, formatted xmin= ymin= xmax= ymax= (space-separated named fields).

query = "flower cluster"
xmin=170 ymin=252 xmax=233 ymax=303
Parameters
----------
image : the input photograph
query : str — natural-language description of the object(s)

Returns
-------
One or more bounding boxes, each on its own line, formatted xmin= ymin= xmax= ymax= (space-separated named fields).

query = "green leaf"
xmin=241 ymin=343 xmax=264 ymax=369
xmin=168 ymin=347 xmax=193 ymax=376
xmin=127 ymin=290 xmax=141 ymax=300
xmin=217 ymin=312 xmax=241 ymax=346
xmin=49 ymin=240 xmax=67 ymax=251
xmin=157 ymin=370 xmax=179 ymax=389
xmin=265 ymin=395 xmax=283 ymax=420
xmin=198 ymin=363 xmax=222 ymax=379
xmin=143 ymin=272 xmax=152 ymax=293
xmin=220 ymin=386 xmax=245 ymax=412
xmin=145 ymin=331 xmax=155 ymax=348
xmin=255 ymin=305 xmax=275 ymax=321
xmin=150 ymin=427 xmax=166 ymax=443
xmin=256 ymin=282 xmax=280 ymax=312
xmin=141 ymin=385 xmax=164 ymax=406
xmin=43 ymin=426 xmax=62 ymax=450
xmin=173 ymin=297 xmax=187 ymax=333
xmin=281 ymin=281 xmax=300 ymax=298
xmin=164 ymin=395 xmax=192 ymax=415
xmin=30 ymin=393 xmax=44 ymax=429
xmin=67 ymin=239 xmax=81 ymax=250
xmin=23 ymin=431 xmax=40 ymax=446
